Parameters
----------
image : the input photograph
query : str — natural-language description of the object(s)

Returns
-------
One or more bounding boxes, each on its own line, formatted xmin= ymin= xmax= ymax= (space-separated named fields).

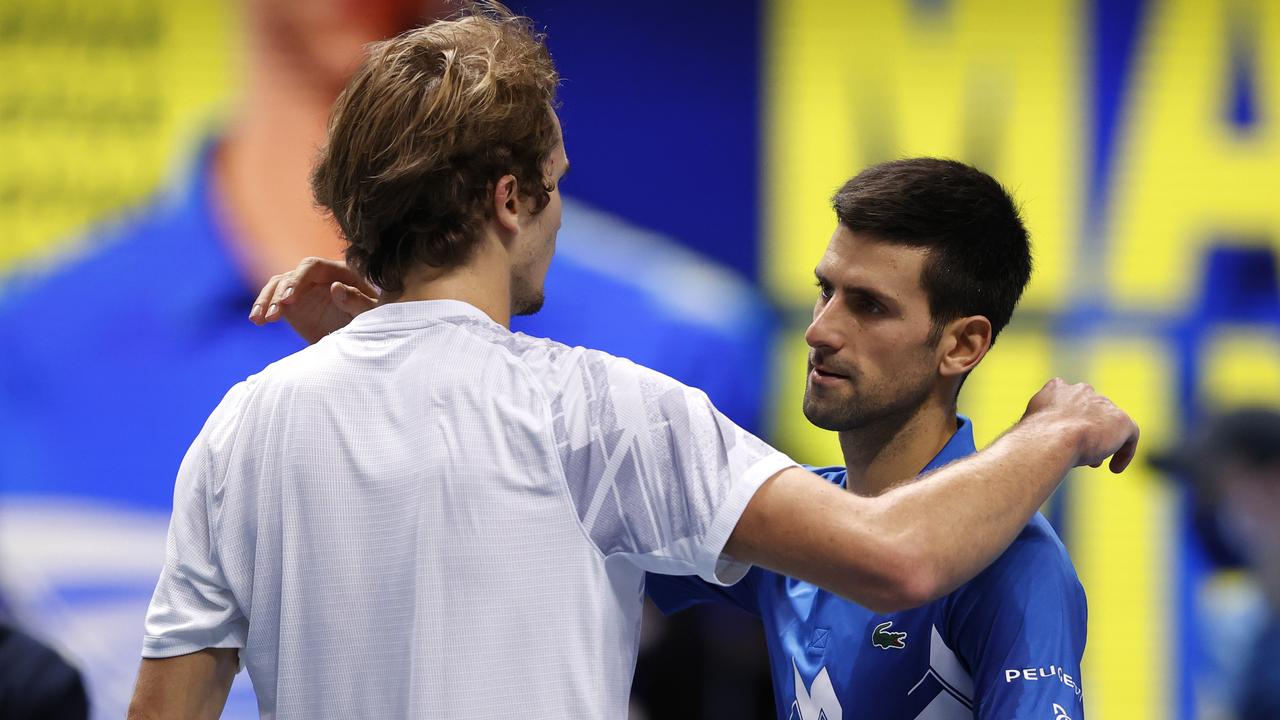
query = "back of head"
xmin=312 ymin=2 xmax=560 ymax=294
xmin=831 ymin=158 xmax=1032 ymax=344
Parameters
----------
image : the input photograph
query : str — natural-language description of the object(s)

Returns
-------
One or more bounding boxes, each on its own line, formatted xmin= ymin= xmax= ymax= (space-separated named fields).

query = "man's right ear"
xmin=492 ymin=174 xmax=521 ymax=234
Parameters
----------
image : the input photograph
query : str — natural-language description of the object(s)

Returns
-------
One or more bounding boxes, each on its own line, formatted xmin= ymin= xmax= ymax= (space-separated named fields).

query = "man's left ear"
xmin=937 ymin=315 xmax=993 ymax=379
xmin=492 ymin=174 xmax=521 ymax=235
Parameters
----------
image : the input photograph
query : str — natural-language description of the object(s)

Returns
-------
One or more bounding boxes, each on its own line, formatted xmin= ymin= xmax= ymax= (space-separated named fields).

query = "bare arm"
xmin=725 ymin=379 xmax=1137 ymax=613
xmin=127 ymin=649 xmax=238 ymax=720
xmin=249 ymin=261 xmax=1138 ymax=614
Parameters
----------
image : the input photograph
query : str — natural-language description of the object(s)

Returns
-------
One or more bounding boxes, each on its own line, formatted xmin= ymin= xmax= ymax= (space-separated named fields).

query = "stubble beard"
xmin=511 ymin=233 xmax=553 ymax=317
xmin=512 ymin=290 xmax=545 ymax=316
xmin=510 ymin=268 xmax=544 ymax=316
xmin=510 ymin=257 xmax=547 ymax=316
xmin=802 ymin=366 xmax=935 ymax=433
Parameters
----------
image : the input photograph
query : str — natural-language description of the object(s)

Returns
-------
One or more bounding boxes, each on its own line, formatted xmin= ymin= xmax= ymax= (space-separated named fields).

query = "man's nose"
xmin=805 ymin=301 xmax=845 ymax=353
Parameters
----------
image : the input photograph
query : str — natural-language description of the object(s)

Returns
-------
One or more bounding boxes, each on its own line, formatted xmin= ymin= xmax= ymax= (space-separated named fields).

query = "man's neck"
xmin=390 ymin=237 xmax=515 ymax=328
xmin=838 ymin=396 xmax=959 ymax=497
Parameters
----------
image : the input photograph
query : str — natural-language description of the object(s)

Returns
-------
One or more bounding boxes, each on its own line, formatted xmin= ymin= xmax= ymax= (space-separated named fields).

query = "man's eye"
xmin=858 ymin=298 xmax=884 ymax=314
xmin=815 ymin=280 xmax=833 ymax=300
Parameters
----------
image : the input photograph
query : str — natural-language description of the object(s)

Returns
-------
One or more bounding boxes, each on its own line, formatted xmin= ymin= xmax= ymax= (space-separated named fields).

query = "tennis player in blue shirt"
xmin=648 ymin=158 xmax=1086 ymax=720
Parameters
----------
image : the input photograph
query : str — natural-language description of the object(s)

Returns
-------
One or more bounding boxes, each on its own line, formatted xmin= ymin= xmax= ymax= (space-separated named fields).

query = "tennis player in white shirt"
xmin=128 ymin=4 xmax=1137 ymax=718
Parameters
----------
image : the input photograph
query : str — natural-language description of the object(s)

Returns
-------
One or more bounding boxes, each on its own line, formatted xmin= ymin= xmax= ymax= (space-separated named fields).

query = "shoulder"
xmin=187 ymin=378 xmax=260 ymax=463
xmin=935 ymin=515 xmax=1087 ymax=675
xmin=172 ymin=372 xmax=273 ymax=499
xmin=976 ymin=515 xmax=1079 ymax=591
xmin=501 ymin=327 xmax=695 ymax=404
xmin=949 ymin=514 xmax=1085 ymax=621
xmin=489 ymin=326 xmax=591 ymax=380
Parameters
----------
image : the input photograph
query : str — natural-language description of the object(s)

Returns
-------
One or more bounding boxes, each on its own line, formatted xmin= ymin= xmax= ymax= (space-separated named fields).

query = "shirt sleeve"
xmin=943 ymin=521 xmax=1088 ymax=720
xmin=141 ymin=382 xmax=251 ymax=659
xmin=644 ymin=568 xmax=763 ymax=617
xmin=550 ymin=349 xmax=795 ymax=585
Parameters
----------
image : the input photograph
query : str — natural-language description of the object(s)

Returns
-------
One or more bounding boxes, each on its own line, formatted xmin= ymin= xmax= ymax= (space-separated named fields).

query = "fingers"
xmin=250 ymin=262 xmax=314 ymax=324
xmin=1024 ymin=376 xmax=1143 ymax=475
xmin=249 ymin=257 xmax=367 ymax=324
xmin=331 ymin=283 xmax=379 ymax=316
xmin=1082 ymin=399 xmax=1135 ymax=471
xmin=1108 ymin=425 xmax=1140 ymax=474
xmin=250 ymin=274 xmax=284 ymax=324
xmin=271 ymin=257 xmax=324 ymax=316
xmin=1020 ymin=375 xmax=1145 ymax=476
xmin=265 ymin=267 xmax=304 ymax=320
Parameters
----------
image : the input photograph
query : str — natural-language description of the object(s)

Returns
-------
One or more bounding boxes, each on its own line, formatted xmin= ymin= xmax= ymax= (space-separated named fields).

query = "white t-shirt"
xmin=142 ymin=299 xmax=794 ymax=719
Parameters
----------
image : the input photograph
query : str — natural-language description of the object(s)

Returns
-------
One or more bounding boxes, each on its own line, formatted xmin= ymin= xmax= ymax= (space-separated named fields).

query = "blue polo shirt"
xmin=646 ymin=417 xmax=1089 ymax=720
xmin=0 ymin=144 xmax=772 ymax=509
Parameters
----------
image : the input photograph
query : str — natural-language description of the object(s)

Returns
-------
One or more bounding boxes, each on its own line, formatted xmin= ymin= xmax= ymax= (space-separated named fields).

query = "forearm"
xmin=727 ymin=467 xmax=926 ymax=612
xmin=127 ymin=649 xmax=238 ymax=720
xmin=875 ymin=415 xmax=1080 ymax=602
xmin=727 ymin=416 xmax=1083 ymax=613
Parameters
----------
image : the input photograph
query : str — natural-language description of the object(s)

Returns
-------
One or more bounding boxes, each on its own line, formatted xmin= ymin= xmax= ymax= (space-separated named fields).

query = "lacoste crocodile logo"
xmin=872 ymin=621 xmax=907 ymax=650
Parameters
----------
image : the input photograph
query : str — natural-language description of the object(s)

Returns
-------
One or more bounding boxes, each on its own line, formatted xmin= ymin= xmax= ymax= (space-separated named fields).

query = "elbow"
xmin=857 ymin=535 xmax=943 ymax=614
xmin=884 ymin=546 xmax=943 ymax=612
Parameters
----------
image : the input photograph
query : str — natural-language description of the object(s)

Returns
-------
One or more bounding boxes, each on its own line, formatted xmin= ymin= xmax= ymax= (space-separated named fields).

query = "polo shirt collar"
xmin=342 ymin=299 xmax=501 ymax=334
xmin=921 ymin=415 xmax=978 ymax=472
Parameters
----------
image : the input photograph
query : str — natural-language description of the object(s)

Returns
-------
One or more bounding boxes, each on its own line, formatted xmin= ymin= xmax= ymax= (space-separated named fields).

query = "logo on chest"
xmin=872 ymin=620 xmax=907 ymax=650
xmin=791 ymin=659 xmax=842 ymax=720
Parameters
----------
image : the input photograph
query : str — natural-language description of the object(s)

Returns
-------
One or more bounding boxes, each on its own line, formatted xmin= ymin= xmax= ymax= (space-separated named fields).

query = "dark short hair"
xmin=312 ymin=2 xmax=560 ymax=294
xmin=831 ymin=158 xmax=1032 ymax=344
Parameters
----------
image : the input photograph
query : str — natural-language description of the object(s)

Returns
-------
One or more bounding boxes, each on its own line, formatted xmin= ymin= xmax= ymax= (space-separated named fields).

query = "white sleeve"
xmin=141 ymin=383 xmax=250 ymax=659
xmin=550 ymin=350 xmax=795 ymax=585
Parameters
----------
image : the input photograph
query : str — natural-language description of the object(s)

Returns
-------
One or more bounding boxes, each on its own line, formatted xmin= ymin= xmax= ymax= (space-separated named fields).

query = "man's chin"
xmin=802 ymin=398 xmax=854 ymax=432
xmin=513 ymin=294 xmax=545 ymax=317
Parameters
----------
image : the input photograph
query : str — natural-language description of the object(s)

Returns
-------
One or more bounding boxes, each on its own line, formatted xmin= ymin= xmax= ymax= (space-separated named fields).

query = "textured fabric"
xmin=647 ymin=418 xmax=1089 ymax=720
xmin=142 ymin=299 xmax=791 ymax=719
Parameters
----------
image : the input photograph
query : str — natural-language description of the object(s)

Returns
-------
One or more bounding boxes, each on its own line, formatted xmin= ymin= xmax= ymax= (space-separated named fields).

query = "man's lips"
xmin=809 ymin=361 xmax=850 ymax=385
